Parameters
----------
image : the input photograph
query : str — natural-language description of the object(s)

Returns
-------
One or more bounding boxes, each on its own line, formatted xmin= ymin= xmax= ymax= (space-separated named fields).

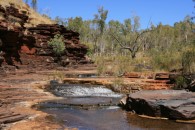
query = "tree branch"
xmin=110 ymin=33 xmax=133 ymax=52
xmin=134 ymin=30 xmax=150 ymax=43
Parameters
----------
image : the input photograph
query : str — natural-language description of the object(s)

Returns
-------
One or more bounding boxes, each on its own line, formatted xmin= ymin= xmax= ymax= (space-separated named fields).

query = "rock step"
xmin=0 ymin=113 xmax=20 ymax=120
xmin=155 ymin=73 xmax=170 ymax=80
xmin=0 ymin=114 xmax=26 ymax=124
xmin=144 ymin=80 xmax=170 ymax=84
xmin=123 ymin=72 xmax=141 ymax=78
xmin=0 ymin=111 xmax=13 ymax=117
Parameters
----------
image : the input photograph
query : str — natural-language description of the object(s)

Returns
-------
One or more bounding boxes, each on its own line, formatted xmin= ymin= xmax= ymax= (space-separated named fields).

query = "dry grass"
xmin=0 ymin=0 xmax=54 ymax=27
xmin=0 ymin=0 xmax=25 ymax=7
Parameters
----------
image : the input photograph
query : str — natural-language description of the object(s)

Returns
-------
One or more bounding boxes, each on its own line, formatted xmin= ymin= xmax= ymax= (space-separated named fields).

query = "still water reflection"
xmin=40 ymin=102 xmax=195 ymax=130
xmin=40 ymin=84 xmax=195 ymax=130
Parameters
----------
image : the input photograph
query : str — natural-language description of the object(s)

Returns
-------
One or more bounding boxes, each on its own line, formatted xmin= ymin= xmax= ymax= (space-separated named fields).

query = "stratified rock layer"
xmin=126 ymin=90 xmax=195 ymax=120
xmin=0 ymin=4 xmax=89 ymax=72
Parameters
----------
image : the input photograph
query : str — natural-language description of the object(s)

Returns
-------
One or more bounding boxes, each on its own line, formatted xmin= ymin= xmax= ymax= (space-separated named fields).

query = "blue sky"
xmin=36 ymin=0 xmax=194 ymax=29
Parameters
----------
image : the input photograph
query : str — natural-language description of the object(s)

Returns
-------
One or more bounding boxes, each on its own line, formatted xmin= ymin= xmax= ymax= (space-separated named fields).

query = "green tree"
xmin=107 ymin=20 xmax=123 ymax=54
xmin=67 ymin=17 xmax=84 ymax=33
xmin=94 ymin=6 xmax=108 ymax=35
xmin=111 ymin=17 xmax=150 ymax=59
xmin=132 ymin=16 xmax=140 ymax=32
xmin=48 ymin=34 xmax=65 ymax=56
xmin=122 ymin=19 xmax=132 ymax=36
xmin=192 ymin=0 xmax=195 ymax=20
xmin=182 ymin=50 xmax=195 ymax=73
xmin=93 ymin=6 xmax=108 ymax=54
xmin=31 ymin=0 xmax=37 ymax=11
xmin=54 ymin=16 xmax=66 ymax=25
xmin=24 ymin=0 xmax=37 ymax=11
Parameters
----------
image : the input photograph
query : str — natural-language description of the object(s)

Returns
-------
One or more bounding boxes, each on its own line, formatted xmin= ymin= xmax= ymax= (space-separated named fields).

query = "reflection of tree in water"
xmin=126 ymin=113 xmax=195 ymax=130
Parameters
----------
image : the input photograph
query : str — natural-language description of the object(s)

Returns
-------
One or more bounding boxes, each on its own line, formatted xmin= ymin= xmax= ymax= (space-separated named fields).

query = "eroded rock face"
xmin=126 ymin=90 xmax=195 ymax=120
xmin=0 ymin=5 xmax=26 ymax=67
xmin=0 ymin=4 xmax=89 ymax=71
xmin=27 ymin=24 xmax=88 ymax=65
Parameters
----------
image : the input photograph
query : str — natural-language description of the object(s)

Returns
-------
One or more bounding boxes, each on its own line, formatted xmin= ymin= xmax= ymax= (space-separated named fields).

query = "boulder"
xmin=126 ymin=90 xmax=195 ymax=120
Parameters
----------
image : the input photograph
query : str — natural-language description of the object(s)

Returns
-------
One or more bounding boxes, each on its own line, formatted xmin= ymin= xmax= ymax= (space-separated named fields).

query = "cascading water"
xmin=37 ymin=83 xmax=195 ymax=130
xmin=51 ymin=84 xmax=122 ymax=97
xmin=45 ymin=84 xmax=123 ymax=109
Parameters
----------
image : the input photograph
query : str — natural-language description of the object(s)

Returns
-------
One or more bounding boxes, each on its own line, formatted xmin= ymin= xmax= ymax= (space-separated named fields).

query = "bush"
xmin=93 ymin=55 xmax=133 ymax=76
xmin=150 ymin=49 xmax=182 ymax=71
xmin=182 ymin=49 xmax=195 ymax=74
xmin=48 ymin=34 xmax=65 ymax=56
xmin=83 ymin=42 xmax=94 ymax=57
xmin=174 ymin=76 xmax=188 ymax=89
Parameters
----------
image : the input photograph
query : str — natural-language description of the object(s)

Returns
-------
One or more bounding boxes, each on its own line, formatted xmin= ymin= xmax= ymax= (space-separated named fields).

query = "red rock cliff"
xmin=0 ymin=4 xmax=89 ymax=72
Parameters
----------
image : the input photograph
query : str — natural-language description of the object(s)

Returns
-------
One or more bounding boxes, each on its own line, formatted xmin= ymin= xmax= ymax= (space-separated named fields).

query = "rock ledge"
xmin=126 ymin=90 xmax=195 ymax=120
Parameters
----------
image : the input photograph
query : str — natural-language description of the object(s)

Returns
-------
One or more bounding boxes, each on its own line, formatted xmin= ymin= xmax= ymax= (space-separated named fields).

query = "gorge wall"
xmin=0 ymin=4 xmax=89 ymax=72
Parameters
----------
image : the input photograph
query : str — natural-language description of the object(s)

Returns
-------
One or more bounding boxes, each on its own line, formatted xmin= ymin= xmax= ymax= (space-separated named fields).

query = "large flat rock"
xmin=126 ymin=90 xmax=195 ymax=120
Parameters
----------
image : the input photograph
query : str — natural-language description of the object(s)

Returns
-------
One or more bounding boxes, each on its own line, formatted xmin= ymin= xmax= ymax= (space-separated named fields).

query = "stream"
xmin=37 ymin=83 xmax=195 ymax=130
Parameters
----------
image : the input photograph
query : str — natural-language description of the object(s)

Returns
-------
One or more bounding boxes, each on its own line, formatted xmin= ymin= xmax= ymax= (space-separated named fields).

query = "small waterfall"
xmin=37 ymin=83 xmax=195 ymax=130
xmin=51 ymin=84 xmax=123 ymax=97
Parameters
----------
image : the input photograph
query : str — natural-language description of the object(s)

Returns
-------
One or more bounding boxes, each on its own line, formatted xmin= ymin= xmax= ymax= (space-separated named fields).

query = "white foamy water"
xmin=53 ymin=84 xmax=123 ymax=97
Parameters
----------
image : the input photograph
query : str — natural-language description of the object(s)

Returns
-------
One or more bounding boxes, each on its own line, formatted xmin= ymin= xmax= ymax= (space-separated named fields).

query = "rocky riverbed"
xmin=0 ymin=67 xmax=195 ymax=130
xmin=35 ymin=80 xmax=195 ymax=130
xmin=0 ymin=70 xmax=63 ymax=130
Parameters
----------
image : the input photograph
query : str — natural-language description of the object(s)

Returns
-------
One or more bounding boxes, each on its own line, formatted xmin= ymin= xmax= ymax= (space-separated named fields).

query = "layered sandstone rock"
xmin=0 ymin=4 xmax=89 ymax=72
xmin=27 ymin=24 xmax=88 ymax=65
xmin=0 ymin=4 xmax=26 ymax=68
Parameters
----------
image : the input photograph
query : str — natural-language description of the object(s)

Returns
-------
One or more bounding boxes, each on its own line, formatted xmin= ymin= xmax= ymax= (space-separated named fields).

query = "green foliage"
xmin=67 ymin=17 xmax=83 ymax=32
xmin=94 ymin=56 xmax=107 ymax=76
xmin=56 ymin=5 xmax=195 ymax=73
xmin=48 ymin=70 xmax=65 ymax=83
xmin=182 ymin=48 xmax=195 ymax=73
xmin=93 ymin=55 xmax=134 ymax=76
xmin=150 ymin=49 xmax=182 ymax=71
xmin=112 ymin=78 xmax=124 ymax=92
xmin=94 ymin=6 xmax=108 ymax=35
xmin=83 ymin=42 xmax=94 ymax=57
xmin=48 ymin=34 xmax=65 ymax=56
xmin=174 ymin=76 xmax=188 ymax=89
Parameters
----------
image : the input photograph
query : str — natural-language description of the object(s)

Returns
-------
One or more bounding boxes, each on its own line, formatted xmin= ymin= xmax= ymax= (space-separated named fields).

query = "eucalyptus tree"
xmin=107 ymin=20 xmax=123 ymax=54
xmin=111 ymin=17 xmax=151 ymax=59
xmin=93 ymin=6 xmax=108 ymax=54
xmin=31 ymin=0 xmax=37 ymax=11
xmin=66 ymin=17 xmax=83 ymax=32
xmin=24 ymin=0 xmax=37 ymax=11
xmin=93 ymin=6 xmax=108 ymax=35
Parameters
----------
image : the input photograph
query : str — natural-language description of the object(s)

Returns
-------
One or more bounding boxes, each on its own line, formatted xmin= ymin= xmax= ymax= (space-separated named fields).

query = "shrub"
xmin=48 ymin=70 xmax=65 ymax=83
xmin=182 ymin=49 xmax=195 ymax=74
xmin=150 ymin=49 xmax=182 ymax=71
xmin=93 ymin=55 xmax=133 ymax=76
xmin=48 ymin=34 xmax=65 ymax=56
xmin=83 ymin=42 xmax=94 ymax=57
xmin=174 ymin=76 xmax=188 ymax=89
